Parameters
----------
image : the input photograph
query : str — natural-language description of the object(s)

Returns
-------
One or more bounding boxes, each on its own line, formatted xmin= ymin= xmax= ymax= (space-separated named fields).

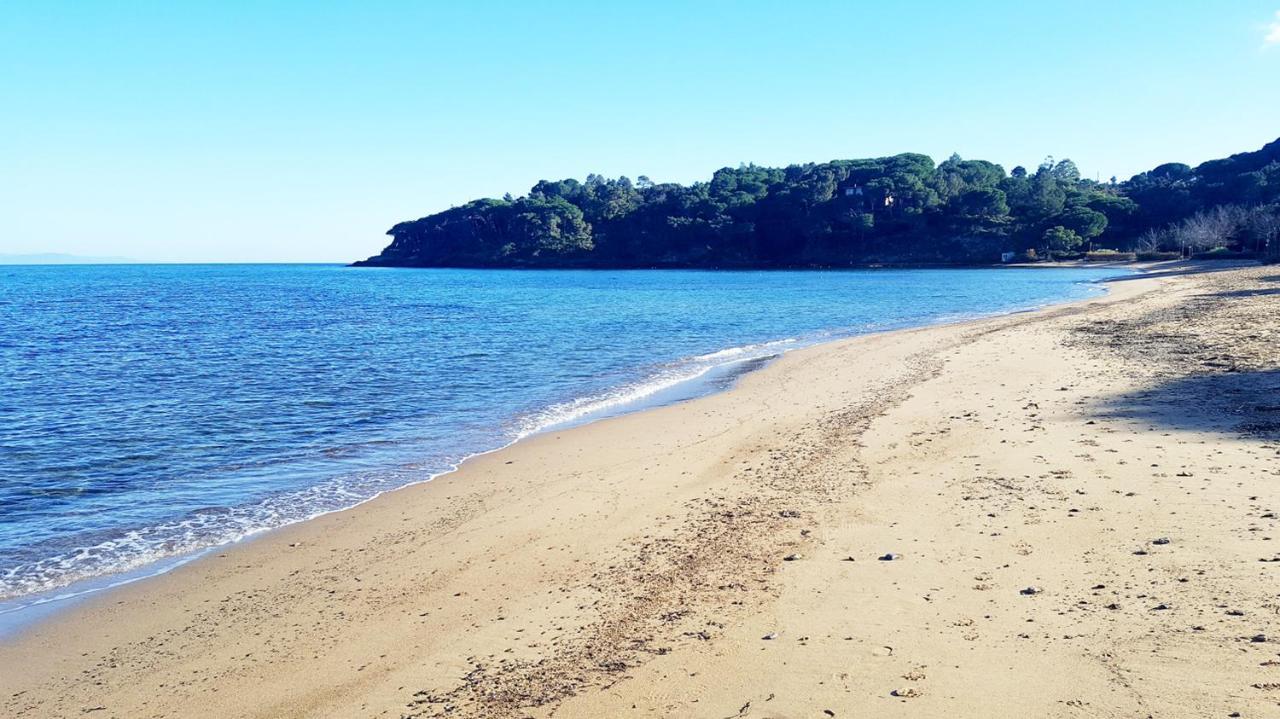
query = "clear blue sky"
xmin=2 ymin=1 xmax=1278 ymax=262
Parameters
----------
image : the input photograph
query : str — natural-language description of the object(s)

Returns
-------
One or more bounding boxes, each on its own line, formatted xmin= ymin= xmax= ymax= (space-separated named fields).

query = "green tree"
xmin=1057 ymin=207 xmax=1108 ymax=239
xmin=1042 ymin=225 xmax=1082 ymax=254
xmin=1051 ymin=159 xmax=1081 ymax=183
xmin=1025 ymin=166 xmax=1067 ymax=220
xmin=954 ymin=188 xmax=1010 ymax=218
xmin=512 ymin=196 xmax=593 ymax=256
xmin=851 ymin=211 xmax=874 ymax=239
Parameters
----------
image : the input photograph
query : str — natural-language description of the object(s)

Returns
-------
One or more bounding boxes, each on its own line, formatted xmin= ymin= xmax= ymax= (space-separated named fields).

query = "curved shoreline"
xmin=0 ymin=272 xmax=1122 ymax=634
xmin=34 ymin=264 xmax=1280 ymax=719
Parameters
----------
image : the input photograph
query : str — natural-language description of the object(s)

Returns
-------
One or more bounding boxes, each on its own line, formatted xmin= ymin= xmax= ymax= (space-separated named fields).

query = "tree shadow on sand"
xmin=1197 ymin=287 xmax=1280 ymax=299
xmin=1105 ymin=260 xmax=1262 ymax=283
xmin=1094 ymin=369 xmax=1280 ymax=440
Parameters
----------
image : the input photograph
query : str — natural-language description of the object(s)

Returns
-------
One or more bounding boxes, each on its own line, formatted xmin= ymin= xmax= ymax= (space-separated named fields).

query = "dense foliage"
xmin=355 ymin=137 xmax=1280 ymax=268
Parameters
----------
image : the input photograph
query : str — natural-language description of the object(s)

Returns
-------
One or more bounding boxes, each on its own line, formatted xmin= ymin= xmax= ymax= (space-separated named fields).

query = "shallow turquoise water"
xmin=0 ymin=264 xmax=1127 ymax=606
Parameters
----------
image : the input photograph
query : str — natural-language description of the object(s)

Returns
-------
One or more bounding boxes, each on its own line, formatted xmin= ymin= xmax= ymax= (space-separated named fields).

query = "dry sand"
xmin=4 ymin=263 xmax=1279 ymax=718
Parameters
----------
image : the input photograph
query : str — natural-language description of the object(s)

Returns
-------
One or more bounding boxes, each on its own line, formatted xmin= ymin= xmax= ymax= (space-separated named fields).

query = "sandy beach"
xmin=4 ymin=263 xmax=1279 ymax=718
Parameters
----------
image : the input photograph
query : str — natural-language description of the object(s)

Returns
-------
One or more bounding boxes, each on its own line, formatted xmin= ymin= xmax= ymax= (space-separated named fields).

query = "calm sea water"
xmin=0 ymin=264 xmax=1126 ymax=611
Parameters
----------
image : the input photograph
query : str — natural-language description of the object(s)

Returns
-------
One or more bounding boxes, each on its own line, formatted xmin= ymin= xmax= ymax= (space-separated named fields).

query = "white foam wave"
xmin=0 ymin=465 xmax=438 ymax=606
xmin=0 ymin=337 xmax=806 ymax=610
xmin=513 ymin=337 xmax=801 ymax=437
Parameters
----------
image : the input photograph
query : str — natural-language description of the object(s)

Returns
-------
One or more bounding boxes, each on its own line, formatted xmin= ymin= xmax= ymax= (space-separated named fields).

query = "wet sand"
xmin=4 ymin=263 xmax=1279 ymax=718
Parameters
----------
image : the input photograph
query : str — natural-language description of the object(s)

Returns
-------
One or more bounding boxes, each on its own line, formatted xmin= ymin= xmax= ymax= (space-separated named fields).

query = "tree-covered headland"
xmin=355 ymin=137 xmax=1280 ymax=268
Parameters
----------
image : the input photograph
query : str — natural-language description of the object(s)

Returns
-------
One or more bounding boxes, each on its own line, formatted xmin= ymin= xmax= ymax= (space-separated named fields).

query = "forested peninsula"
xmin=354 ymin=137 xmax=1280 ymax=268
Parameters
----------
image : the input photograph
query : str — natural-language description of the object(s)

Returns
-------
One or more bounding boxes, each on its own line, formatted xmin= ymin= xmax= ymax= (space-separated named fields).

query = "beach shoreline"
xmin=5 ymin=262 xmax=1279 ymax=718
xmin=0 ymin=267 xmax=1122 ymax=635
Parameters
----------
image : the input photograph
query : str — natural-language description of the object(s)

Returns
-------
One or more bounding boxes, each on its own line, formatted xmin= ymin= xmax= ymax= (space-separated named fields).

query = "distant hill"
xmin=0 ymin=253 xmax=134 ymax=265
xmin=354 ymin=137 xmax=1280 ymax=269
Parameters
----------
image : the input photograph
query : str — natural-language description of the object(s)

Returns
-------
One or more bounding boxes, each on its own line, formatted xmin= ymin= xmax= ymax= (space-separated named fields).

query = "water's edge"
xmin=0 ymin=270 xmax=1126 ymax=638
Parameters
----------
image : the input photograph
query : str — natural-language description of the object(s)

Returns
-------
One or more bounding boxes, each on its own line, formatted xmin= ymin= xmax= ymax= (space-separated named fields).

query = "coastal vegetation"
xmin=355 ymin=137 xmax=1280 ymax=268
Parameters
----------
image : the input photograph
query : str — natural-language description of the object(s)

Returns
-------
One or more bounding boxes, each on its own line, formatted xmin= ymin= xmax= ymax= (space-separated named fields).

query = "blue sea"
xmin=0 ymin=264 xmax=1127 ymax=620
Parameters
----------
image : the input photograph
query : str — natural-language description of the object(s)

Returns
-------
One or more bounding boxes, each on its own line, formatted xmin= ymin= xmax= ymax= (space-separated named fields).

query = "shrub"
xmin=1042 ymin=226 xmax=1083 ymax=254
